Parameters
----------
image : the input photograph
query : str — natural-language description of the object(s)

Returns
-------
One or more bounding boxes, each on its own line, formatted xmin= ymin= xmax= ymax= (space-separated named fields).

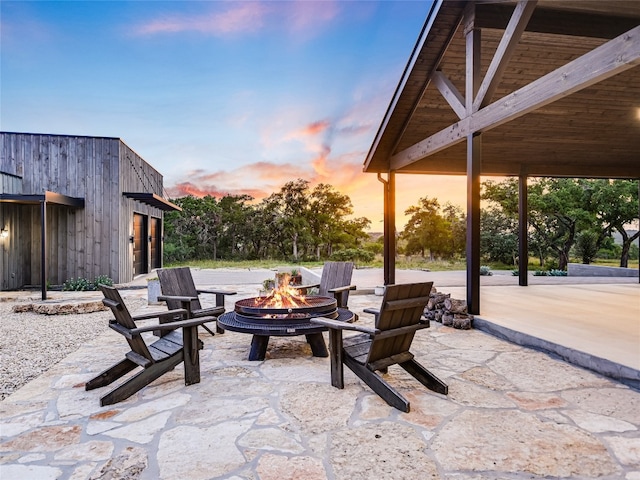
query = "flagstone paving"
xmin=1 ymin=287 xmax=639 ymax=479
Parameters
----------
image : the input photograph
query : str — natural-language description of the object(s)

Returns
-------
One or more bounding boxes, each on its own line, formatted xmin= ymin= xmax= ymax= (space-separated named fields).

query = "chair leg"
xmin=400 ymin=358 xmax=448 ymax=395
xmin=344 ymin=356 xmax=410 ymax=412
xmin=86 ymin=358 xmax=137 ymax=391
xmin=325 ymin=328 xmax=345 ymax=389
xmin=183 ymin=326 xmax=201 ymax=385
xmin=200 ymin=323 xmax=216 ymax=337
xmin=99 ymin=354 xmax=183 ymax=406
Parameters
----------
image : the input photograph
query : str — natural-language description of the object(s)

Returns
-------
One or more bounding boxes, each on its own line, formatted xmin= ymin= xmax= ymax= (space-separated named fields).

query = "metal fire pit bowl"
xmin=234 ymin=295 xmax=338 ymax=325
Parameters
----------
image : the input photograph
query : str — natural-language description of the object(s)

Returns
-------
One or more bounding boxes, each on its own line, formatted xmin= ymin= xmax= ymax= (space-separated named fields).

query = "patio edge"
xmin=473 ymin=317 xmax=640 ymax=391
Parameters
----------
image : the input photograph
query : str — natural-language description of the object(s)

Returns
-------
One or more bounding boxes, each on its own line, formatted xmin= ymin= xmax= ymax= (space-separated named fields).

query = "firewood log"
xmin=452 ymin=314 xmax=472 ymax=330
xmin=444 ymin=298 xmax=468 ymax=314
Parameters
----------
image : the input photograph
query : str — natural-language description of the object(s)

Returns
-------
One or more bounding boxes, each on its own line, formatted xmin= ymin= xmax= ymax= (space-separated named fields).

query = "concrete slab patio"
xmin=1 ymin=269 xmax=639 ymax=479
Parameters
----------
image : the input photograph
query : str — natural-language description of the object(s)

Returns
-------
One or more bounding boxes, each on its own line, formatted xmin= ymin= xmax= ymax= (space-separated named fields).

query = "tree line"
xmin=401 ymin=178 xmax=639 ymax=269
xmin=164 ymin=179 xmax=372 ymax=263
xmin=164 ymin=177 xmax=639 ymax=269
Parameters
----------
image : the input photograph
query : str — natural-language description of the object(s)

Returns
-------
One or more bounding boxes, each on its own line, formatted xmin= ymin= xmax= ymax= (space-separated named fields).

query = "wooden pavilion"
xmin=365 ymin=0 xmax=640 ymax=314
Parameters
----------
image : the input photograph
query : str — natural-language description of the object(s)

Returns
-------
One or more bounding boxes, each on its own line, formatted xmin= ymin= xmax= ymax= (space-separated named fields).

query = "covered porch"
xmin=365 ymin=0 xmax=640 ymax=313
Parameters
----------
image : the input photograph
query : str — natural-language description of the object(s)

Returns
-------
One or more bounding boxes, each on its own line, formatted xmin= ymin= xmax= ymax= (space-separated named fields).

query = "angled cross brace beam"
xmin=391 ymin=25 xmax=640 ymax=170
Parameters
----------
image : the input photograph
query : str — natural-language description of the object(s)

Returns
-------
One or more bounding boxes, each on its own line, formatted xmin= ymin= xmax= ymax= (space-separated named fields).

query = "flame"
xmin=255 ymin=274 xmax=309 ymax=309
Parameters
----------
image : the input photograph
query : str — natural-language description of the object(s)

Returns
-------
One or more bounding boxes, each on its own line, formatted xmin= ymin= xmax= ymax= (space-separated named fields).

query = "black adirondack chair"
xmin=157 ymin=267 xmax=236 ymax=335
xmin=310 ymin=282 xmax=448 ymax=412
xmin=296 ymin=261 xmax=356 ymax=308
xmin=85 ymin=285 xmax=216 ymax=406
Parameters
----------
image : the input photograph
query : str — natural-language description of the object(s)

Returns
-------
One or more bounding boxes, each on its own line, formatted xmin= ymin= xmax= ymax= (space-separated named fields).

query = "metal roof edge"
xmin=363 ymin=0 xmax=444 ymax=172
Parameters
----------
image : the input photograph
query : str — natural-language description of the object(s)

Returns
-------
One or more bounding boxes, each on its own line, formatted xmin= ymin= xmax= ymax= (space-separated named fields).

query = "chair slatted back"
xmin=158 ymin=267 xmax=202 ymax=312
xmin=319 ymin=262 xmax=354 ymax=302
xmin=366 ymin=282 xmax=433 ymax=365
xmin=99 ymin=285 xmax=154 ymax=363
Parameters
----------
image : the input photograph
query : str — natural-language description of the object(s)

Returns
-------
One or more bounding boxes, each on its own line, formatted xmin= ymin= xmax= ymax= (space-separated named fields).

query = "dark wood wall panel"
xmin=1 ymin=133 xmax=167 ymax=289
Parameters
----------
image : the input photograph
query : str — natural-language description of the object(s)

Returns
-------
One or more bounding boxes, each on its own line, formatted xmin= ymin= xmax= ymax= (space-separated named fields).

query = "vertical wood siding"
xmin=0 ymin=133 xmax=167 ymax=290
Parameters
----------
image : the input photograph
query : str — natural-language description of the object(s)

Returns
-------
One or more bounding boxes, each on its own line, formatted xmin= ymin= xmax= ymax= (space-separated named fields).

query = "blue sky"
xmin=1 ymin=0 xmax=468 ymax=227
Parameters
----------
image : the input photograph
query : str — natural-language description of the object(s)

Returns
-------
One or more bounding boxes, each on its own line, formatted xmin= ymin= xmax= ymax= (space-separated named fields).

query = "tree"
xmin=402 ymin=197 xmax=460 ymax=260
xmin=483 ymin=178 xmax=593 ymax=270
xmin=308 ymin=183 xmax=353 ymax=259
xmin=589 ymin=179 xmax=640 ymax=268
xmin=218 ymin=194 xmax=253 ymax=259
xmin=480 ymin=208 xmax=518 ymax=265
xmin=164 ymin=195 xmax=222 ymax=261
xmin=574 ymin=230 xmax=599 ymax=264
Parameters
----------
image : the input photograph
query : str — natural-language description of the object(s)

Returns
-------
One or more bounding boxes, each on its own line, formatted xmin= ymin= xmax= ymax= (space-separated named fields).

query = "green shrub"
xmin=479 ymin=265 xmax=493 ymax=276
xmin=62 ymin=277 xmax=93 ymax=291
xmin=548 ymin=269 xmax=567 ymax=276
xmin=62 ymin=275 xmax=114 ymax=291
xmin=94 ymin=275 xmax=114 ymax=287
xmin=330 ymin=248 xmax=374 ymax=264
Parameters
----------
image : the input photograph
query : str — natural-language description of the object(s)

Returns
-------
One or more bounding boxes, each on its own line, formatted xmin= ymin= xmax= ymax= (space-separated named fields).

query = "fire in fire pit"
xmin=234 ymin=280 xmax=338 ymax=325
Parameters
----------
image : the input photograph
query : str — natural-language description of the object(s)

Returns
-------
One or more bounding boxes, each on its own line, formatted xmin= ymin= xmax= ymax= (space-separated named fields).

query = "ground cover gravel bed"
xmin=0 ymin=296 xmax=145 ymax=400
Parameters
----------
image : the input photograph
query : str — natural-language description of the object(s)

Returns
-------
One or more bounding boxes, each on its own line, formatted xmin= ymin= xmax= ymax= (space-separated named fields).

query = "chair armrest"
xmin=133 ymin=308 xmax=188 ymax=321
xmin=157 ymin=295 xmax=198 ymax=303
xmin=295 ymin=283 xmax=320 ymax=291
xmin=131 ymin=316 xmax=218 ymax=335
xmin=328 ymin=285 xmax=356 ymax=293
xmin=197 ymin=289 xmax=237 ymax=296
xmin=363 ymin=307 xmax=379 ymax=315
xmin=310 ymin=317 xmax=379 ymax=336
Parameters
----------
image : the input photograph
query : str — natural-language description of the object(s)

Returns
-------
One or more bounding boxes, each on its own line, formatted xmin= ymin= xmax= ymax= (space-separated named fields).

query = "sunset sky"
xmin=1 ymin=0 xmax=469 ymax=229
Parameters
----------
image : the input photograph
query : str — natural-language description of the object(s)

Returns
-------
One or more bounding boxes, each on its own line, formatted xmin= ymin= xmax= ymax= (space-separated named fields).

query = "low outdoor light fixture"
xmin=0 ymin=228 xmax=8 ymax=239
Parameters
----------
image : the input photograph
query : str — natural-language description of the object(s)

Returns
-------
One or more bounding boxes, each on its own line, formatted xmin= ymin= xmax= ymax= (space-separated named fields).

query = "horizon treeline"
xmin=164 ymin=177 xmax=639 ymax=269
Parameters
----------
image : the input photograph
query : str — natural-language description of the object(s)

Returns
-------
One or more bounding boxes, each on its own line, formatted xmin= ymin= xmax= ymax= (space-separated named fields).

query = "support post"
xmin=466 ymin=134 xmax=481 ymax=315
xmin=465 ymin=4 xmax=481 ymax=315
xmin=518 ymin=174 xmax=528 ymax=286
xmin=379 ymin=172 xmax=396 ymax=286
xmin=41 ymin=200 xmax=47 ymax=301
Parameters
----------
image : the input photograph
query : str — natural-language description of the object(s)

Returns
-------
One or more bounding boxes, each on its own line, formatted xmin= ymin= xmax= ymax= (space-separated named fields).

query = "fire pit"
xmin=234 ymin=295 xmax=339 ymax=325
xmin=218 ymin=280 xmax=355 ymax=360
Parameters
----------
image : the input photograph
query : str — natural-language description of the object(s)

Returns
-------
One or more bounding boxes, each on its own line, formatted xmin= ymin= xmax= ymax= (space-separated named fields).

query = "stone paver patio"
xmin=1 ymin=283 xmax=640 ymax=479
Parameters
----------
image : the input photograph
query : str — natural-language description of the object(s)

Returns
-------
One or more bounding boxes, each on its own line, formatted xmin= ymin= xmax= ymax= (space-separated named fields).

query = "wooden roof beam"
xmin=432 ymin=70 xmax=466 ymax=119
xmin=475 ymin=4 xmax=640 ymax=40
xmin=473 ymin=0 xmax=537 ymax=110
xmin=390 ymin=25 xmax=640 ymax=171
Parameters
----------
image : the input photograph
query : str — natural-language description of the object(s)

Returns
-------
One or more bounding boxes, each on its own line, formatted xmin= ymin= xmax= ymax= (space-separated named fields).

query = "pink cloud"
xmin=133 ymin=1 xmax=341 ymax=38
xmin=286 ymin=1 xmax=341 ymax=35
xmin=135 ymin=3 xmax=267 ymax=36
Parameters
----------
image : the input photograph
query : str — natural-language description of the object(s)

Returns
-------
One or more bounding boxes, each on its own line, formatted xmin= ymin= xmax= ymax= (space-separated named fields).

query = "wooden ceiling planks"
xmin=365 ymin=0 xmax=640 ymax=179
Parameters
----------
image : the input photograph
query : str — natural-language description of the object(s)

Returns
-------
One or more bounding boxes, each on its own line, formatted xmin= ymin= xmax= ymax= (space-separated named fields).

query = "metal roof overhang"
xmin=0 ymin=191 xmax=85 ymax=208
xmin=364 ymin=0 xmax=640 ymax=179
xmin=123 ymin=192 xmax=182 ymax=211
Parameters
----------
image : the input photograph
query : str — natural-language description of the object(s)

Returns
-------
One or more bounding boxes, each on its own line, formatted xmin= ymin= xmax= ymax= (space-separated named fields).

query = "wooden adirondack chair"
xmin=157 ymin=267 xmax=236 ymax=335
xmin=310 ymin=282 xmax=448 ymax=412
xmin=85 ymin=285 xmax=216 ymax=406
xmin=296 ymin=261 xmax=356 ymax=308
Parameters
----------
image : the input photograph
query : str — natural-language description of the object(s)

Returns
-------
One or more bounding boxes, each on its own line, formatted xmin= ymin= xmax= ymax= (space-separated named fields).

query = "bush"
xmin=548 ymin=269 xmax=567 ymax=276
xmin=479 ymin=265 xmax=493 ymax=276
xmin=330 ymin=248 xmax=374 ymax=264
xmin=62 ymin=275 xmax=114 ymax=291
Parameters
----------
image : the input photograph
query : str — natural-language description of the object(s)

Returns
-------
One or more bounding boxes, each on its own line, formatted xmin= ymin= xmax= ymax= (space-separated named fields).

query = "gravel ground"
xmin=0 ymin=295 xmax=146 ymax=400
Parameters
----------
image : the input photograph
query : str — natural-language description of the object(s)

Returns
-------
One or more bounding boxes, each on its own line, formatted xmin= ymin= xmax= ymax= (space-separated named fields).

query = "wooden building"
xmin=365 ymin=0 xmax=640 ymax=313
xmin=0 ymin=133 xmax=180 ymax=298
